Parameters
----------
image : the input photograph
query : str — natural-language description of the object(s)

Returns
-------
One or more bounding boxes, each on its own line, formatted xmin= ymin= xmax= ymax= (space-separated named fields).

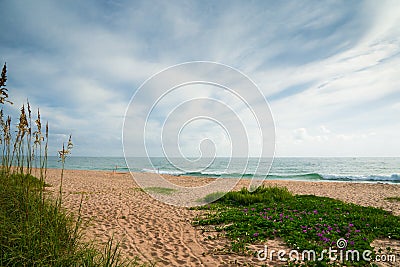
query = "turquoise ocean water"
xmin=46 ymin=157 xmax=400 ymax=184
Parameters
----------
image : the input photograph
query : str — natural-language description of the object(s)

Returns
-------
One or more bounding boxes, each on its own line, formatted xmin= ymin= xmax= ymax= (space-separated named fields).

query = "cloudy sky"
xmin=1 ymin=0 xmax=399 ymax=157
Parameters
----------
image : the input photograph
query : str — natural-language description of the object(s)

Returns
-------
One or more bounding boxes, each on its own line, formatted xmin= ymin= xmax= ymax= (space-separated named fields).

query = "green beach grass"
xmin=0 ymin=63 xmax=140 ymax=266
xmin=144 ymin=186 xmax=178 ymax=195
xmin=193 ymin=186 xmax=400 ymax=266
xmin=385 ymin=196 xmax=400 ymax=202
xmin=0 ymin=172 xmax=137 ymax=266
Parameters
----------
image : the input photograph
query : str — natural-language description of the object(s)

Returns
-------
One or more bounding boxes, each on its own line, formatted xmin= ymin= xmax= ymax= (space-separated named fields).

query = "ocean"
xmin=46 ymin=157 xmax=400 ymax=184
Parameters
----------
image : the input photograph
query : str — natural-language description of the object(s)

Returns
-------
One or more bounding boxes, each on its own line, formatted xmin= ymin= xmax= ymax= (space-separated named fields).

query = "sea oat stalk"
xmin=58 ymin=135 xmax=73 ymax=206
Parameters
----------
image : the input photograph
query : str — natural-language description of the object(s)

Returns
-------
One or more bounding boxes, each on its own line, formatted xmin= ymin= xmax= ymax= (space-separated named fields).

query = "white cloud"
xmin=319 ymin=125 xmax=331 ymax=134
xmin=1 ymin=0 xmax=399 ymax=156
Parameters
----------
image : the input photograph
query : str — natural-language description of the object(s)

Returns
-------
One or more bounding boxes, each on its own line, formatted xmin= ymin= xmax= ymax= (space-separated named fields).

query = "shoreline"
xmin=44 ymin=166 xmax=400 ymax=185
xmin=43 ymin=169 xmax=400 ymax=266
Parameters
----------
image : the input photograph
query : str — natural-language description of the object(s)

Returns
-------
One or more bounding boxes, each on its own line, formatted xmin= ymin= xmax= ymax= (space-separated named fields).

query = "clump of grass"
xmin=200 ymin=191 xmax=226 ymax=203
xmin=199 ymin=186 xmax=293 ymax=205
xmin=1 ymin=173 xmax=87 ymax=265
xmin=385 ymin=196 xmax=400 ymax=202
xmin=194 ymin=186 xmax=400 ymax=266
xmin=0 ymin=63 xmax=139 ymax=266
xmin=221 ymin=186 xmax=293 ymax=206
xmin=145 ymin=186 xmax=177 ymax=195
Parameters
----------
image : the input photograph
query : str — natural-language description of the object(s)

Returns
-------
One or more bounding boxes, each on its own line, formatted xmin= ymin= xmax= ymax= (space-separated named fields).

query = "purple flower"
xmin=253 ymin=232 xmax=259 ymax=237
xmin=313 ymin=210 xmax=318 ymax=214
xmin=303 ymin=230 xmax=307 ymax=233
xmin=317 ymin=233 xmax=323 ymax=237
xmin=349 ymin=223 xmax=354 ymax=227
xmin=322 ymin=237 xmax=330 ymax=243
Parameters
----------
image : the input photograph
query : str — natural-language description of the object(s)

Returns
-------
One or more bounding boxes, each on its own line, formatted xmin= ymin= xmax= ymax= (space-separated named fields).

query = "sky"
xmin=0 ymin=0 xmax=399 ymax=157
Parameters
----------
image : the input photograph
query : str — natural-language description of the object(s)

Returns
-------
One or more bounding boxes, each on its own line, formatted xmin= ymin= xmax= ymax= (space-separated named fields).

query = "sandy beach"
xmin=43 ymin=169 xmax=400 ymax=266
